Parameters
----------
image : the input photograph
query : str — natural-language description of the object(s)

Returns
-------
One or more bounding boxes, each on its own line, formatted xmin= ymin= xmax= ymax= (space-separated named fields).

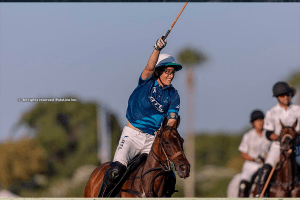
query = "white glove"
xmin=154 ymin=36 xmax=167 ymax=51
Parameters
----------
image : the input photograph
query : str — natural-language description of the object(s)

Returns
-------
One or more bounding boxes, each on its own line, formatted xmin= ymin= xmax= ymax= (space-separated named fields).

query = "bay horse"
xmin=83 ymin=116 xmax=190 ymax=197
xmin=250 ymin=119 xmax=300 ymax=197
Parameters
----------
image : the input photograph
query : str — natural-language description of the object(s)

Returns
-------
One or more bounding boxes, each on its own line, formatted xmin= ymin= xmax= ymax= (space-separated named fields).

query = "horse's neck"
xmin=276 ymin=154 xmax=294 ymax=186
xmin=144 ymin=150 xmax=164 ymax=170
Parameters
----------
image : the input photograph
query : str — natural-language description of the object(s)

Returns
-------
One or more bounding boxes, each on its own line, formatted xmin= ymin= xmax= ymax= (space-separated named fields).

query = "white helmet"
xmin=155 ymin=53 xmax=182 ymax=71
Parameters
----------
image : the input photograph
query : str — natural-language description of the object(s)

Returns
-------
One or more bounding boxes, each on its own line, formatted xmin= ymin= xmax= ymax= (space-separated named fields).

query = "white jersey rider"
xmin=98 ymin=36 xmax=183 ymax=197
xmin=256 ymin=81 xmax=300 ymax=197
xmin=238 ymin=110 xmax=271 ymax=197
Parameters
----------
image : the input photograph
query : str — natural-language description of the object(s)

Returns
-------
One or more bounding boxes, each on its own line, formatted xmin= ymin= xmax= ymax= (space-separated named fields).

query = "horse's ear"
xmin=162 ymin=116 xmax=168 ymax=129
xmin=293 ymin=119 xmax=298 ymax=129
xmin=280 ymin=119 xmax=284 ymax=127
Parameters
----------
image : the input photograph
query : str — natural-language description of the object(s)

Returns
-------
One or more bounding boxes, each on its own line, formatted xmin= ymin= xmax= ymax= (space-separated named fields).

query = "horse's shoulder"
xmin=89 ymin=162 xmax=110 ymax=181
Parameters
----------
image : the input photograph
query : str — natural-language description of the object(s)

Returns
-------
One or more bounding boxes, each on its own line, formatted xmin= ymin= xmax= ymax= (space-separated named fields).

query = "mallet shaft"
xmin=163 ymin=2 xmax=188 ymax=39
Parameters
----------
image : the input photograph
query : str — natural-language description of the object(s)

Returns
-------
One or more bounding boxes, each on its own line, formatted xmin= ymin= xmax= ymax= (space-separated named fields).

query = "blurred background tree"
xmin=0 ymin=139 xmax=46 ymax=187
xmin=18 ymin=98 xmax=99 ymax=177
xmin=177 ymin=47 xmax=208 ymax=197
xmin=0 ymin=97 xmax=122 ymax=196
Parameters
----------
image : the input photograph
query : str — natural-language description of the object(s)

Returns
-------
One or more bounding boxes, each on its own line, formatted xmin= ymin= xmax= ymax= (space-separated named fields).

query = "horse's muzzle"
xmin=281 ymin=137 xmax=294 ymax=156
xmin=176 ymin=161 xmax=190 ymax=179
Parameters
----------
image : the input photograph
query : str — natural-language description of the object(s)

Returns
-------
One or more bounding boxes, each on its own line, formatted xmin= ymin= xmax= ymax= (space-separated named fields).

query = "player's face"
xmin=252 ymin=118 xmax=264 ymax=131
xmin=277 ymin=92 xmax=292 ymax=106
xmin=159 ymin=67 xmax=175 ymax=86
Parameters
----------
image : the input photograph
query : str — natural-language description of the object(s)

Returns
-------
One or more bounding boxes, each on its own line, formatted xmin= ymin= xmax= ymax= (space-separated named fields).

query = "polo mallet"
xmin=259 ymin=156 xmax=280 ymax=198
xmin=162 ymin=2 xmax=188 ymax=40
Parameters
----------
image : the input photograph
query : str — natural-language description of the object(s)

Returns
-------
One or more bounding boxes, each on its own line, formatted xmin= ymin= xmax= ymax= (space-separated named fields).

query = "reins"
xmin=142 ymin=126 xmax=184 ymax=196
xmin=154 ymin=126 xmax=185 ymax=171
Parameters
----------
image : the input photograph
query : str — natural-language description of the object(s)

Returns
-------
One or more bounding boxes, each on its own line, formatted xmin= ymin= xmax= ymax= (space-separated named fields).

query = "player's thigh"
xmin=141 ymin=134 xmax=155 ymax=154
xmin=113 ymin=127 xmax=142 ymax=166
xmin=240 ymin=162 xmax=262 ymax=182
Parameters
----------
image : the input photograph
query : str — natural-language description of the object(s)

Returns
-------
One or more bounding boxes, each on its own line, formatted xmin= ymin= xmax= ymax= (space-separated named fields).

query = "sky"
xmin=0 ymin=3 xmax=300 ymax=141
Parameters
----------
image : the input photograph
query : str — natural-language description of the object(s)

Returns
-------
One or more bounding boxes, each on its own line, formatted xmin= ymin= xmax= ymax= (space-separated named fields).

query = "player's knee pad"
xmin=239 ymin=180 xmax=250 ymax=190
xmin=238 ymin=180 xmax=251 ymax=197
xmin=107 ymin=161 xmax=126 ymax=181
xmin=260 ymin=164 xmax=272 ymax=184
xmin=98 ymin=162 xmax=126 ymax=197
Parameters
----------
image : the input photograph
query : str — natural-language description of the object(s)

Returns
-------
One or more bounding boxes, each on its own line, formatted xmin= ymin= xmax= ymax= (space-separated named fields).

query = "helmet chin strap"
xmin=158 ymin=76 xmax=166 ymax=88
xmin=155 ymin=70 xmax=166 ymax=88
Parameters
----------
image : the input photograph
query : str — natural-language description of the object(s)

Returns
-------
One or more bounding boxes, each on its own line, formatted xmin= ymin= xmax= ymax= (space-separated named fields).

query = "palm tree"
xmin=286 ymin=69 xmax=300 ymax=105
xmin=177 ymin=47 xmax=208 ymax=197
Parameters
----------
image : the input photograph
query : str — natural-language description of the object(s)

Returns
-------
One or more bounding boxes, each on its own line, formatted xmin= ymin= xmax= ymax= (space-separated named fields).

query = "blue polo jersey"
xmin=126 ymin=74 xmax=180 ymax=135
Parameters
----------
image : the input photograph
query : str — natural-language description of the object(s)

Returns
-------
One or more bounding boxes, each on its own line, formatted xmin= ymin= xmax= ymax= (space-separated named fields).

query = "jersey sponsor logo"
xmin=148 ymin=96 xmax=164 ymax=112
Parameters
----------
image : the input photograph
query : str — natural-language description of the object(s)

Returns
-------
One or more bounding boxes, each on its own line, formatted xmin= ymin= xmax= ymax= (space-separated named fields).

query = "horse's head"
xmin=280 ymin=119 xmax=298 ymax=155
xmin=155 ymin=116 xmax=190 ymax=179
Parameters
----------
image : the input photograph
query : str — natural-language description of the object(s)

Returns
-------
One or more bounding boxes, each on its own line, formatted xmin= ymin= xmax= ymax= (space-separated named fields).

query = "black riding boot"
xmin=256 ymin=164 xmax=272 ymax=197
xmin=238 ymin=180 xmax=251 ymax=197
xmin=98 ymin=161 xmax=126 ymax=197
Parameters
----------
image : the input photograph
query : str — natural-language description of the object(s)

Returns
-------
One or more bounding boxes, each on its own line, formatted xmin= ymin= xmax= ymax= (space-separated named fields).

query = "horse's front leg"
xmin=269 ymin=185 xmax=289 ymax=197
xmin=291 ymin=185 xmax=300 ymax=197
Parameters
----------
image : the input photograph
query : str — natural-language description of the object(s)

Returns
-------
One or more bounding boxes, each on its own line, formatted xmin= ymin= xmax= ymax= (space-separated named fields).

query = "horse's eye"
xmin=164 ymin=140 xmax=170 ymax=144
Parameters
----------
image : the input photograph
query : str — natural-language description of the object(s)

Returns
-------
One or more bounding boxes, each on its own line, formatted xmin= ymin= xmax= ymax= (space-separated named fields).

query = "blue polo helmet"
xmin=155 ymin=53 xmax=182 ymax=72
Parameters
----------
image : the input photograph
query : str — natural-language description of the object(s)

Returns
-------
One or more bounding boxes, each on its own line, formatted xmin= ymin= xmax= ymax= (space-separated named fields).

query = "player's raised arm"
xmin=141 ymin=37 xmax=167 ymax=80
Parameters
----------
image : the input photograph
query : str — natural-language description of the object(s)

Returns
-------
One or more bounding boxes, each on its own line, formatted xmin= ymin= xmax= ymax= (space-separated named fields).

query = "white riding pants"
xmin=240 ymin=161 xmax=262 ymax=182
xmin=265 ymin=142 xmax=280 ymax=167
xmin=113 ymin=126 xmax=155 ymax=167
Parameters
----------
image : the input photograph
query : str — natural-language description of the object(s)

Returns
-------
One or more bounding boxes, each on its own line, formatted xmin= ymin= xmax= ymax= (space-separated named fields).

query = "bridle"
xmin=279 ymin=126 xmax=296 ymax=153
xmin=138 ymin=126 xmax=185 ymax=197
xmin=152 ymin=126 xmax=185 ymax=171
xmin=277 ymin=126 xmax=296 ymax=168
